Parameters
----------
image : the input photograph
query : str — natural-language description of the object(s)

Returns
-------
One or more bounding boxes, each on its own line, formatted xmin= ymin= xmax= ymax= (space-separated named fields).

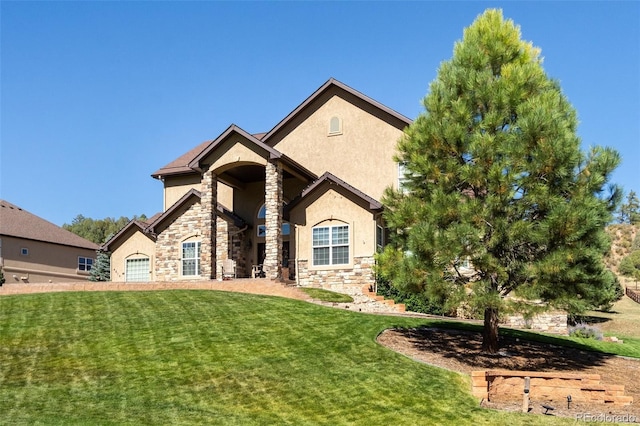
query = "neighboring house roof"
xmin=0 ymin=199 xmax=99 ymax=250
xmin=285 ymin=172 xmax=383 ymax=219
xmin=262 ymin=78 xmax=413 ymax=145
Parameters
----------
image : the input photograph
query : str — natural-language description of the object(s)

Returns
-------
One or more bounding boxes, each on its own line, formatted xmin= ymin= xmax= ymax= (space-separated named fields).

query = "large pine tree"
xmin=379 ymin=9 xmax=622 ymax=353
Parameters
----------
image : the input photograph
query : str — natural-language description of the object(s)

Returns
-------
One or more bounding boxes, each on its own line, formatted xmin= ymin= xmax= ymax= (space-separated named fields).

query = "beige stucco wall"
xmin=163 ymin=174 xmax=232 ymax=211
xmin=273 ymin=95 xmax=404 ymax=201
xmin=1 ymin=235 xmax=97 ymax=283
xmin=205 ymin=138 xmax=268 ymax=172
xmin=289 ymin=188 xmax=378 ymax=270
xmin=109 ymin=229 xmax=156 ymax=283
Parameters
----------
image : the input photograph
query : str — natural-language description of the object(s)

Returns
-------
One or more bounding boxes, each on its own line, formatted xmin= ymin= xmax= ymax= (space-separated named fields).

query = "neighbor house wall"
xmin=1 ymin=235 xmax=97 ymax=283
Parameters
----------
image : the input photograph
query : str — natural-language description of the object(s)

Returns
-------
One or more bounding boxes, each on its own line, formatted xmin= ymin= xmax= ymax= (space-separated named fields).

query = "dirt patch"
xmin=378 ymin=327 xmax=640 ymax=422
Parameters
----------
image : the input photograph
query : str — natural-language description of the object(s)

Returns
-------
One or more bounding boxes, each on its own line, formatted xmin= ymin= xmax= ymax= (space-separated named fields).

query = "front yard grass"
xmin=0 ymin=290 xmax=609 ymax=425
xmin=299 ymin=287 xmax=354 ymax=303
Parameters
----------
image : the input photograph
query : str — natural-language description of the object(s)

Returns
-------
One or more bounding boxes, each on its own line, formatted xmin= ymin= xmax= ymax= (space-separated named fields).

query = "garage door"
xmin=125 ymin=257 xmax=150 ymax=282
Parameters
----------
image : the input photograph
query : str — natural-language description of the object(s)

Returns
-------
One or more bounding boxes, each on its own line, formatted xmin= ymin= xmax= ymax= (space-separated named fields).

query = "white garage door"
xmin=125 ymin=257 xmax=150 ymax=282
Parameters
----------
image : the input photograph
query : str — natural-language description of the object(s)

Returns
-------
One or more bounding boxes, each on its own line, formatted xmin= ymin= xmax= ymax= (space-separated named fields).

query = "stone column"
xmin=264 ymin=159 xmax=282 ymax=280
xmin=201 ymin=169 xmax=217 ymax=279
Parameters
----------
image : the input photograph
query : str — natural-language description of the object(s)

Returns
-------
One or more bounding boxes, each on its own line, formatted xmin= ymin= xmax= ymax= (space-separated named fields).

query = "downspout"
xmin=295 ymin=224 xmax=300 ymax=287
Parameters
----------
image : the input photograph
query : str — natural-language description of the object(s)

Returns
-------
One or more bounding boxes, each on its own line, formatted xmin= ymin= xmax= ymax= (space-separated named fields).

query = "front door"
xmin=257 ymin=242 xmax=290 ymax=267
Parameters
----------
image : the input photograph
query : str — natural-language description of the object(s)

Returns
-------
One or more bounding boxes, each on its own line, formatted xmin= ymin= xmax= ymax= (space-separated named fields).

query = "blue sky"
xmin=2 ymin=1 xmax=638 ymax=226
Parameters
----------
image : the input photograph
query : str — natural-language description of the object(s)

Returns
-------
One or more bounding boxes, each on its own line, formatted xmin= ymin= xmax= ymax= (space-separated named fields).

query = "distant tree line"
xmin=63 ymin=214 xmax=147 ymax=245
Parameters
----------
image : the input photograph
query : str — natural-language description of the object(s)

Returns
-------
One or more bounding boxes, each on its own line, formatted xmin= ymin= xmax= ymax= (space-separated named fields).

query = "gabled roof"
xmin=262 ymin=78 xmax=413 ymax=145
xmin=100 ymin=218 xmax=155 ymax=252
xmin=151 ymin=140 xmax=212 ymax=179
xmin=151 ymin=78 xmax=409 ymax=180
xmin=145 ymin=189 xmax=247 ymax=236
xmin=285 ymin=172 xmax=383 ymax=218
xmin=187 ymin=124 xmax=283 ymax=171
xmin=0 ymin=199 xmax=99 ymax=250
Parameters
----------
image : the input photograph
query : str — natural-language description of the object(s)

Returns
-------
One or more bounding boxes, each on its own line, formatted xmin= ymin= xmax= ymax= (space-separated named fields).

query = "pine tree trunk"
xmin=482 ymin=307 xmax=499 ymax=353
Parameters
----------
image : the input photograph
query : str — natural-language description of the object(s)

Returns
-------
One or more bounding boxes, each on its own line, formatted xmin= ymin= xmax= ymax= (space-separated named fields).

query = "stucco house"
xmin=0 ymin=200 xmax=100 ymax=283
xmin=103 ymin=78 xmax=411 ymax=292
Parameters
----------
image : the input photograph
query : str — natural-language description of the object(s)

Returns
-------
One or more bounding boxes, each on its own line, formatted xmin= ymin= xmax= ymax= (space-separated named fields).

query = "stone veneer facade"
xmin=296 ymin=256 xmax=376 ymax=295
xmin=201 ymin=170 xmax=217 ymax=279
xmin=264 ymin=160 xmax=282 ymax=280
xmin=155 ymin=201 xmax=203 ymax=281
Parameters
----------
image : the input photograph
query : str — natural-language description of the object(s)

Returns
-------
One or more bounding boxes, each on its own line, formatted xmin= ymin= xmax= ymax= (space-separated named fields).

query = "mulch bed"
xmin=378 ymin=327 xmax=640 ymax=421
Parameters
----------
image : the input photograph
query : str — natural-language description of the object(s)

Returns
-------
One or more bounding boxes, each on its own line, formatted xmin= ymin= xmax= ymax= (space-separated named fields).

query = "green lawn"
xmin=299 ymin=287 xmax=354 ymax=303
xmin=0 ymin=291 xmax=598 ymax=425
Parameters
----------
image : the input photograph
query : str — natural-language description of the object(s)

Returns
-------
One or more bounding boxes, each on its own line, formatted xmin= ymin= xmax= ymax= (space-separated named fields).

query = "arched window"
xmin=328 ymin=116 xmax=342 ymax=135
xmin=256 ymin=203 xmax=290 ymax=237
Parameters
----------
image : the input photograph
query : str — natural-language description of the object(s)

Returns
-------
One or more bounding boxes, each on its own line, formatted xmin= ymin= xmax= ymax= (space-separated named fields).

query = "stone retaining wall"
xmin=472 ymin=370 xmax=633 ymax=406
xmin=501 ymin=311 xmax=568 ymax=335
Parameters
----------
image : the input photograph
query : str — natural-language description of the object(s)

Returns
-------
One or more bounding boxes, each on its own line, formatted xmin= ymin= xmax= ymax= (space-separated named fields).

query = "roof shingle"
xmin=0 ymin=200 xmax=99 ymax=250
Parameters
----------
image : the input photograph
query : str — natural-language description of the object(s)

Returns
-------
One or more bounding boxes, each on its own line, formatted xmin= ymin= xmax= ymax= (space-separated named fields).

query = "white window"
xmin=182 ymin=241 xmax=201 ymax=276
xmin=328 ymin=116 xmax=342 ymax=135
xmin=126 ymin=257 xmax=150 ymax=282
xmin=78 ymin=256 xmax=93 ymax=271
xmin=312 ymin=225 xmax=349 ymax=266
xmin=376 ymin=225 xmax=385 ymax=250
xmin=398 ymin=161 xmax=409 ymax=193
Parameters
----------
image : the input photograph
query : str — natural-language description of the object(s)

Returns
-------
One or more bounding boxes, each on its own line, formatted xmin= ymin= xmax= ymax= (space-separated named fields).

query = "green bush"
xmin=619 ymin=251 xmax=640 ymax=276
xmin=376 ymin=276 xmax=448 ymax=315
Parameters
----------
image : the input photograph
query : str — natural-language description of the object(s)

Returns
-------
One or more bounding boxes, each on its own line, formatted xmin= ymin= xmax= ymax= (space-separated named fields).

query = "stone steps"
xmin=361 ymin=285 xmax=406 ymax=313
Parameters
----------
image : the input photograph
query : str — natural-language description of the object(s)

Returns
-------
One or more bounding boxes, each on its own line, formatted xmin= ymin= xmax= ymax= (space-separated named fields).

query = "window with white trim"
xmin=181 ymin=241 xmax=201 ymax=276
xmin=328 ymin=116 xmax=342 ymax=135
xmin=398 ymin=161 xmax=409 ymax=193
xmin=20 ymin=247 xmax=29 ymax=256
xmin=376 ymin=225 xmax=384 ymax=251
xmin=78 ymin=256 xmax=93 ymax=271
xmin=312 ymin=225 xmax=349 ymax=266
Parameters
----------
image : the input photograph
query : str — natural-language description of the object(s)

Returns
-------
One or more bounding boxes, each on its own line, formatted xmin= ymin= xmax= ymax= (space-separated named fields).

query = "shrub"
xmin=376 ymin=276 xmax=449 ymax=315
xmin=619 ymin=251 xmax=640 ymax=277
xmin=568 ymin=322 xmax=603 ymax=340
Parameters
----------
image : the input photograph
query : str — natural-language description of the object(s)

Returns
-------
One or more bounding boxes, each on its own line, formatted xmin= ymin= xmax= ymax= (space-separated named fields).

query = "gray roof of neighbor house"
xmin=0 ymin=200 xmax=99 ymax=250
